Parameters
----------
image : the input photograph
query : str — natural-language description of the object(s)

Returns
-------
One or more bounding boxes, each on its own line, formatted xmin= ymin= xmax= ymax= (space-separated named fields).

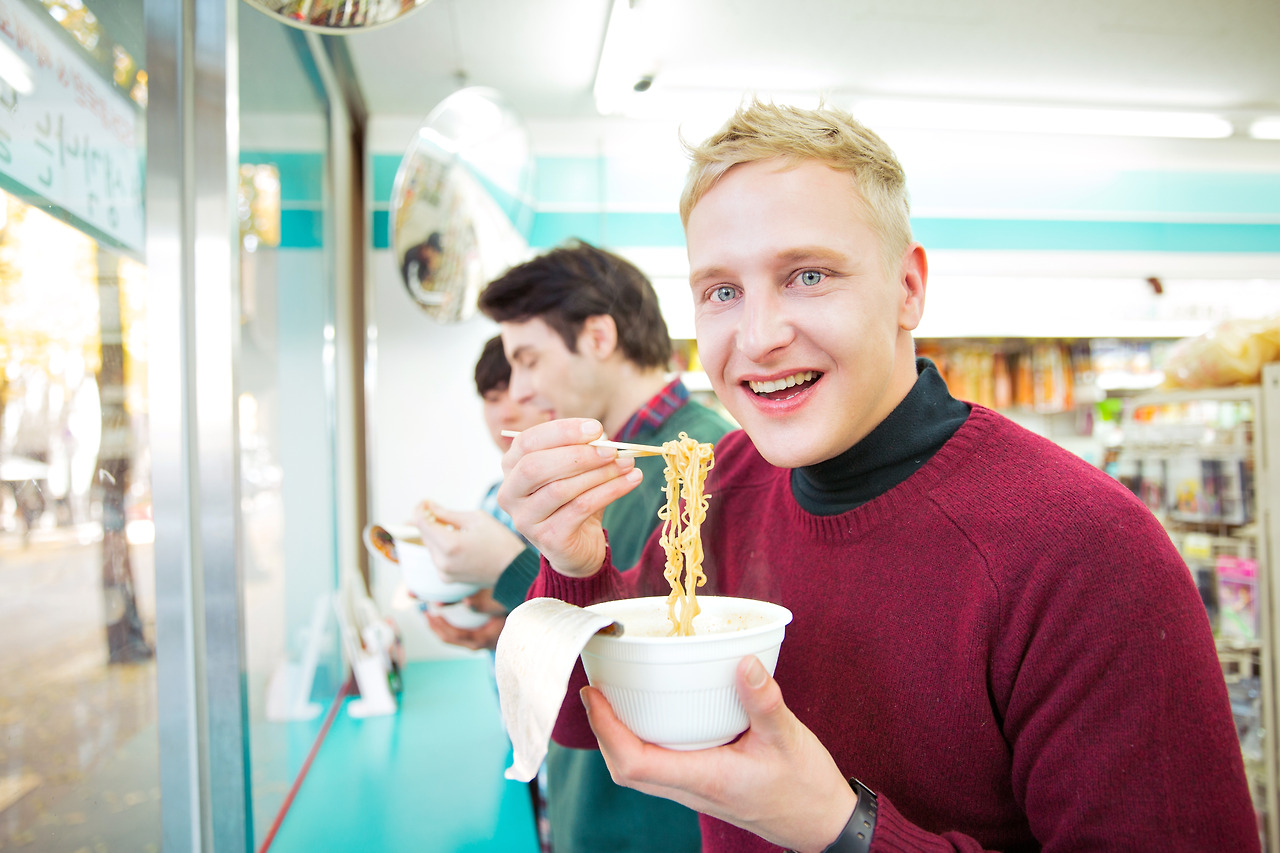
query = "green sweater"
xmin=497 ymin=398 xmax=733 ymax=853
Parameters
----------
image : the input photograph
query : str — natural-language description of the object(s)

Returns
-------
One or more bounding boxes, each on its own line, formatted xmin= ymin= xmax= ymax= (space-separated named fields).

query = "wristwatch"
xmin=823 ymin=777 xmax=878 ymax=853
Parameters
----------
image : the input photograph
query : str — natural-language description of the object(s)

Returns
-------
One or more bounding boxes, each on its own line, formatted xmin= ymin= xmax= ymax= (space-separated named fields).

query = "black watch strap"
xmin=823 ymin=777 xmax=878 ymax=853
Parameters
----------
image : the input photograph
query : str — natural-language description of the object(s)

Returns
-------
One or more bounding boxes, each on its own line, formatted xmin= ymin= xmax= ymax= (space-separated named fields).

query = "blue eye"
xmin=710 ymin=285 xmax=738 ymax=303
xmin=798 ymin=270 xmax=825 ymax=287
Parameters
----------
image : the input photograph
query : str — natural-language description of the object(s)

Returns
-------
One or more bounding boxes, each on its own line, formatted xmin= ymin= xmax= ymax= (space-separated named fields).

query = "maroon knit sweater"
xmin=533 ymin=406 xmax=1259 ymax=852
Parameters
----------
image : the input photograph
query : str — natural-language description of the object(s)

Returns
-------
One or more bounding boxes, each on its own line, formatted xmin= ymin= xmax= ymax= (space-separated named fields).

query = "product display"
xmin=1111 ymin=375 xmax=1276 ymax=852
xmin=1163 ymin=315 xmax=1280 ymax=390
xmin=914 ymin=338 xmax=1170 ymax=414
xmin=1112 ymin=399 xmax=1255 ymax=527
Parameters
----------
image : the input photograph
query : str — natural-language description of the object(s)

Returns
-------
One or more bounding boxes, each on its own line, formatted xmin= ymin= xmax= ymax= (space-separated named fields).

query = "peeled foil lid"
xmin=495 ymin=598 xmax=616 ymax=782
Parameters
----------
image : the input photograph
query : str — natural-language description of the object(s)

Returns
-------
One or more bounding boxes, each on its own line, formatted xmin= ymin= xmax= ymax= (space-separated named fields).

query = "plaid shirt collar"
xmin=612 ymin=378 xmax=689 ymax=442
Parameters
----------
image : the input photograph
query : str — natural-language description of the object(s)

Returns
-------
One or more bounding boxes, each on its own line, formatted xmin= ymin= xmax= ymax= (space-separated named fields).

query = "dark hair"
xmin=474 ymin=335 xmax=512 ymax=397
xmin=477 ymin=240 xmax=671 ymax=369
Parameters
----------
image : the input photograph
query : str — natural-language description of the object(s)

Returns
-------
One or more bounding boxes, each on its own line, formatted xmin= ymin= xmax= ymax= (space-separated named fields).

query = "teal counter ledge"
xmin=267 ymin=658 xmax=540 ymax=853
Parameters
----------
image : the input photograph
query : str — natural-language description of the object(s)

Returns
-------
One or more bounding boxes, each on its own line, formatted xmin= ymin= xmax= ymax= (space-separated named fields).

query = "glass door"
xmin=236 ymin=9 xmax=349 ymax=846
xmin=0 ymin=0 xmax=156 ymax=847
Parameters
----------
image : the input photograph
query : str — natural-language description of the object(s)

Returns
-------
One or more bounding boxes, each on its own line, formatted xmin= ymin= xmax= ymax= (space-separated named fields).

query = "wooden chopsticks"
xmin=500 ymin=429 xmax=666 ymax=458
xmin=599 ymin=440 xmax=667 ymax=458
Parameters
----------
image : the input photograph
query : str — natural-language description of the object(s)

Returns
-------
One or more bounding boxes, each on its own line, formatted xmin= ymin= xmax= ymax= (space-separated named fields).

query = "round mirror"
xmin=241 ymin=0 xmax=434 ymax=33
xmin=390 ymin=87 xmax=535 ymax=323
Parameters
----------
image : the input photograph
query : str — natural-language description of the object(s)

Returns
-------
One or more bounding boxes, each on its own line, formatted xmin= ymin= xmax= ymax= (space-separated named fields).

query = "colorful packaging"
xmin=1216 ymin=556 xmax=1259 ymax=642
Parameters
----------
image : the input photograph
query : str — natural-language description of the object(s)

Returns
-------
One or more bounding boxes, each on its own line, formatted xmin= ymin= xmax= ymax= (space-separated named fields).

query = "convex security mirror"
xmin=390 ymin=87 xmax=535 ymax=323
xmin=242 ymin=0 xmax=433 ymax=32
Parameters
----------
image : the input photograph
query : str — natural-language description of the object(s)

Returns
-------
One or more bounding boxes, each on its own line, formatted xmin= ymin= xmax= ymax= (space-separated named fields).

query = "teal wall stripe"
xmin=242 ymin=150 xmax=326 ymax=248
xmin=372 ymin=210 xmax=390 ymax=250
xmin=529 ymin=211 xmax=685 ymax=249
xmin=528 ymin=211 xmax=602 ymax=247
xmin=376 ymin=153 xmax=1280 ymax=216
xmin=371 ymin=153 xmax=537 ymax=242
xmin=387 ymin=208 xmax=1280 ymax=253
xmin=525 ymin=211 xmax=1280 ymax=253
xmin=280 ymin=209 xmax=324 ymax=249
xmin=372 ymin=153 xmax=401 ymax=205
xmin=532 ymin=156 xmax=681 ymax=208
xmin=241 ymin=151 xmax=325 ymax=204
xmin=372 ymin=150 xmax=1280 ymax=254
xmin=529 ymin=156 xmax=1280 ymax=215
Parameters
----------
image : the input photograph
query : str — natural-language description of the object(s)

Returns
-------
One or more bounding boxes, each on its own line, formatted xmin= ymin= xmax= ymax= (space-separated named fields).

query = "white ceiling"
xmin=337 ymin=0 xmax=1280 ymax=126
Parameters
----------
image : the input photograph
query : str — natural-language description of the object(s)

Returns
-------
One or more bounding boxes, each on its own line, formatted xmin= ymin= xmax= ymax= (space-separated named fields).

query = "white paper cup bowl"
xmin=580 ymin=596 xmax=792 ymax=751
xmin=395 ymin=539 xmax=481 ymax=603
xmin=429 ymin=600 xmax=492 ymax=630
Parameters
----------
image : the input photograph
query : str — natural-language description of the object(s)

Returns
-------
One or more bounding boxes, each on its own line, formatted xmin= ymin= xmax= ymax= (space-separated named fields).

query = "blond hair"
xmin=680 ymin=100 xmax=913 ymax=274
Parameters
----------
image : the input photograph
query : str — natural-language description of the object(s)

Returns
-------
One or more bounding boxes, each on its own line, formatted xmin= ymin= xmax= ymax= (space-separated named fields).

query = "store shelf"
xmin=1219 ymin=637 xmax=1266 ymax=655
xmin=1114 ymin=368 xmax=1278 ymax=853
xmin=1114 ymin=384 xmax=1262 ymax=407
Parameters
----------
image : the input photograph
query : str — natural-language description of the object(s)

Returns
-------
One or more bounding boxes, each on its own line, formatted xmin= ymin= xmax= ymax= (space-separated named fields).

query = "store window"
xmin=236 ymin=9 xmax=347 ymax=845
xmin=0 ymin=0 xmax=154 ymax=847
xmin=3 ymin=0 xmax=366 ymax=843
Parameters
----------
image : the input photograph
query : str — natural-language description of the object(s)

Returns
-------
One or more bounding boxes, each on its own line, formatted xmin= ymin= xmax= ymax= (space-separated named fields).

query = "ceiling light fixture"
xmin=1248 ymin=117 xmax=1280 ymax=140
xmin=593 ymin=0 xmax=655 ymax=116
xmin=850 ymin=98 xmax=1234 ymax=140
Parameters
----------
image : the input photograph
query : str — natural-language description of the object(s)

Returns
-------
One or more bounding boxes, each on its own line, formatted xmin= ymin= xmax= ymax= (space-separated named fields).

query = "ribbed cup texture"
xmin=600 ymin=683 xmax=748 ymax=750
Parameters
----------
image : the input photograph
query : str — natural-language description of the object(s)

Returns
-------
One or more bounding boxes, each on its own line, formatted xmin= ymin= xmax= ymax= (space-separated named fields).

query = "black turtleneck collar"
xmin=791 ymin=357 xmax=971 ymax=516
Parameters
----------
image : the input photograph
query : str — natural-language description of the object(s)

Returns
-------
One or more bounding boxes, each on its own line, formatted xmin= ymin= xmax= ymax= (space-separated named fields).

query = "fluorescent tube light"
xmin=850 ymin=98 xmax=1234 ymax=140
xmin=593 ymin=0 xmax=654 ymax=116
xmin=1248 ymin=117 xmax=1280 ymax=140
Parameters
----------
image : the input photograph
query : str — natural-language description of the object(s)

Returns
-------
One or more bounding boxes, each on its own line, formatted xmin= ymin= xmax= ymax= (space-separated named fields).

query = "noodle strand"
xmin=657 ymin=433 xmax=715 ymax=636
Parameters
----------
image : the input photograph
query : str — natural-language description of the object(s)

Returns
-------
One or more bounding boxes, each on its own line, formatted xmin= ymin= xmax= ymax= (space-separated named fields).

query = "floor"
xmin=0 ymin=527 xmax=160 ymax=851
xmin=268 ymin=659 xmax=539 ymax=853
xmin=0 ymin=509 xmax=309 ymax=851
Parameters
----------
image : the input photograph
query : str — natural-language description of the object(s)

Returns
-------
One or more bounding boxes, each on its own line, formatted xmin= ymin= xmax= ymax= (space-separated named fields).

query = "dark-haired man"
xmin=474 ymin=239 xmax=734 ymax=853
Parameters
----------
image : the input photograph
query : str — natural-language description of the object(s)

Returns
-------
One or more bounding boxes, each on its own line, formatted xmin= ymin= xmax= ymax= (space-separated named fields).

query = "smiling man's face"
xmin=686 ymin=158 xmax=926 ymax=468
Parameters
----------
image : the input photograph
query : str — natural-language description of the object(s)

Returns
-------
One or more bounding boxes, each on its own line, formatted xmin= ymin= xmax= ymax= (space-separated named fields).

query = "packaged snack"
xmin=1216 ymin=556 xmax=1259 ymax=642
xmin=1163 ymin=315 xmax=1280 ymax=389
